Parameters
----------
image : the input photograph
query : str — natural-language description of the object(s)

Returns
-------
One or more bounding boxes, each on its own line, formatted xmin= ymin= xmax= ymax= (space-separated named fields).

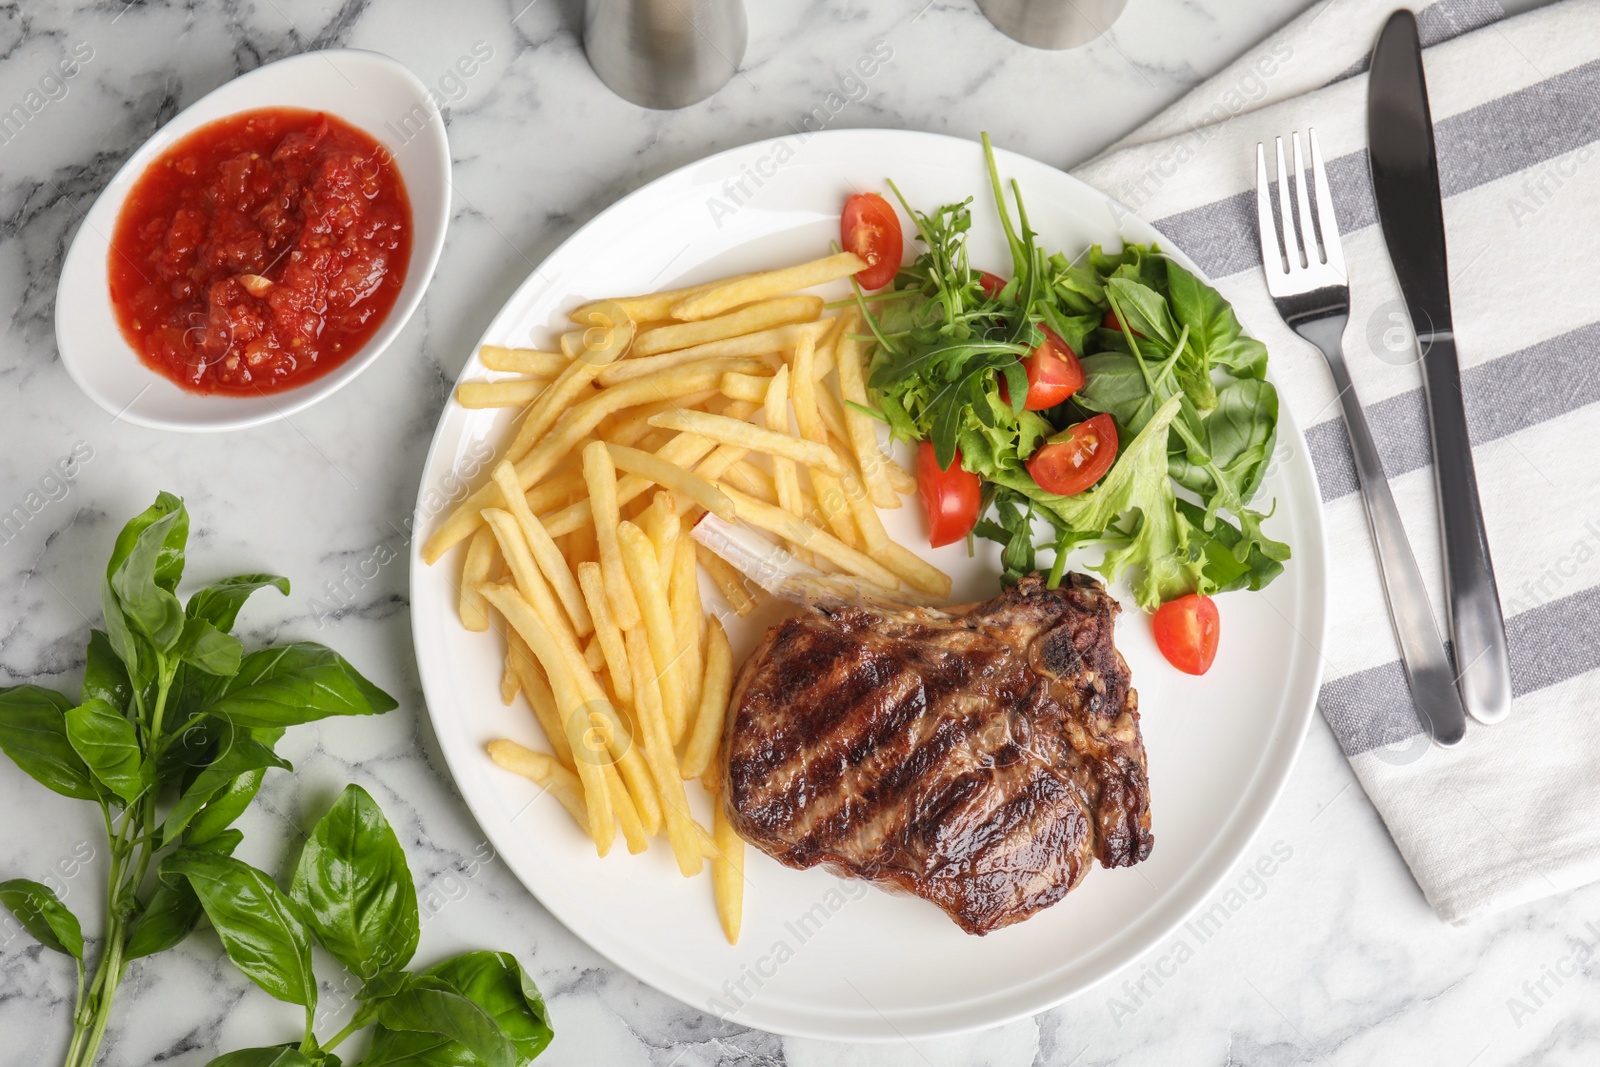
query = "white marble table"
xmin=0 ymin=0 xmax=1582 ymax=1064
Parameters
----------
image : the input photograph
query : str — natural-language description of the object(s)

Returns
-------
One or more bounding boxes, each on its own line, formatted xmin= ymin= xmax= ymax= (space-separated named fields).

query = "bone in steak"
xmin=720 ymin=572 xmax=1152 ymax=935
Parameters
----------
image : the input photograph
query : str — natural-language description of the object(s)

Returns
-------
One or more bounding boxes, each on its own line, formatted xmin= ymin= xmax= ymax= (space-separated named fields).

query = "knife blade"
xmin=1367 ymin=9 xmax=1513 ymax=726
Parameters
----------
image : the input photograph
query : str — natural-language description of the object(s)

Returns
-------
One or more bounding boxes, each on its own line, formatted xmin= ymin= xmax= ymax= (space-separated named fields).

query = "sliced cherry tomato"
xmin=842 ymin=193 xmax=903 ymax=290
xmin=1026 ymin=413 xmax=1118 ymax=496
xmin=1152 ymin=593 xmax=1220 ymax=675
xmin=998 ymin=327 xmax=1085 ymax=411
xmin=916 ymin=441 xmax=982 ymax=548
xmin=977 ymin=270 xmax=1008 ymax=298
xmin=1103 ymin=308 xmax=1145 ymax=338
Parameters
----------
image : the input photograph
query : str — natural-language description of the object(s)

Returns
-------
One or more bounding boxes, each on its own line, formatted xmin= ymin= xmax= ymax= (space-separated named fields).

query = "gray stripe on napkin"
xmin=1152 ymin=59 xmax=1600 ymax=280
xmin=1322 ymin=582 xmax=1600 ymax=757
xmin=1306 ymin=321 xmax=1600 ymax=501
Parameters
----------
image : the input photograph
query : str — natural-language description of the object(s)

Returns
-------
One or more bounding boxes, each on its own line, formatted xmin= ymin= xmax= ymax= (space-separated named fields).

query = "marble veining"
xmin=0 ymin=0 xmax=1586 ymax=1064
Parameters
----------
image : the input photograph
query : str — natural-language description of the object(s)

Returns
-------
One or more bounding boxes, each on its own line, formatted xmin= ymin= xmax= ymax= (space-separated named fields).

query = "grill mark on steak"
xmin=721 ymin=572 xmax=1152 ymax=935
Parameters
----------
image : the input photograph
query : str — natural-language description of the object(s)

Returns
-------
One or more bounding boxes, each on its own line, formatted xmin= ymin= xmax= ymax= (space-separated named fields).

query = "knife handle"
xmin=1300 ymin=316 xmax=1467 ymax=747
xmin=1420 ymin=334 xmax=1514 ymax=724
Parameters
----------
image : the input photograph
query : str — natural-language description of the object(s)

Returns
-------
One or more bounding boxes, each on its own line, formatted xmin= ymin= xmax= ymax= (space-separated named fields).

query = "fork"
xmin=1256 ymin=129 xmax=1466 ymax=748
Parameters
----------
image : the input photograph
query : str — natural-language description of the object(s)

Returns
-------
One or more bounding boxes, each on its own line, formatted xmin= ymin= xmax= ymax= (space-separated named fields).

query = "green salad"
xmin=852 ymin=135 xmax=1290 ymax=614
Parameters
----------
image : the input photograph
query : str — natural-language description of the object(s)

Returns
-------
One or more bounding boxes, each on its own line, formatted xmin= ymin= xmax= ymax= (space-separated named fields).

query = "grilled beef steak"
xmin=720 ymin=572 xmax=1151 ymax=935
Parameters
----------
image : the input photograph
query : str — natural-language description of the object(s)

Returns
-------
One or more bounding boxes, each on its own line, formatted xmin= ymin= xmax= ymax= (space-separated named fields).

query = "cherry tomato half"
xmin=1026 ymin=413 xmax=1118 ymax=496
xmin=977 ymin=270 xmax=1008 ymax=298
xmin=1103 ymin=308 xmax=1145 ymax=338
xmin=999 ymin=327 xmax=1086 ymax=411
xmin=842 ymin=193 xmax=903 ymax=290
xmin=916 ymin=441 xmax=982 ymax=548
xmin=1152 ymin=593 xmax=1220 ymax=675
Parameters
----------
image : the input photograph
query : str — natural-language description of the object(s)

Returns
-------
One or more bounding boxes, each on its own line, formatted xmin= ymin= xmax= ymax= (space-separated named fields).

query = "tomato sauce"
xmin=108 ymin=108 xmax=412 ymax=395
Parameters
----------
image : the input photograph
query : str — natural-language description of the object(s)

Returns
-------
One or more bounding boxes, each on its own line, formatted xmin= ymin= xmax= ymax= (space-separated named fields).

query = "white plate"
xmin=410 ymin=129 xmax=1327 ymax=1042
xmin=56 ymin=50 xmax=451 ymax=433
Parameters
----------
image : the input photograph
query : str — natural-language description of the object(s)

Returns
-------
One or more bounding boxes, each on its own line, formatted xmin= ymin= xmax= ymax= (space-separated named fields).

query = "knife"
xmin=1368 ymin=10 xmax=1513 ymax=726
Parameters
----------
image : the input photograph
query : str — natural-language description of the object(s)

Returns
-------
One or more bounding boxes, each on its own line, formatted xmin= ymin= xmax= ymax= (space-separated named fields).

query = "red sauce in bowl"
xmin=107 ymin=107 xmax=412 ymax=395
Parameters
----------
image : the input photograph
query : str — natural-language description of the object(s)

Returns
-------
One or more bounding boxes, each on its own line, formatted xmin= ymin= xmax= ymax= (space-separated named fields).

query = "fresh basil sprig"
xmin=186 ymin=785 xmax=552 ymax=1067
xmin=0 ymin=493 xmax=400 ymax=1067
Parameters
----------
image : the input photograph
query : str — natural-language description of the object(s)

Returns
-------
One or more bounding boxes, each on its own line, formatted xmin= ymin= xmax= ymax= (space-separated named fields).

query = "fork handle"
xmin=1420 ymin=334 xmax=1514 ymax=725
xmin=1300 ymin=319 xmax=1468 ymax=747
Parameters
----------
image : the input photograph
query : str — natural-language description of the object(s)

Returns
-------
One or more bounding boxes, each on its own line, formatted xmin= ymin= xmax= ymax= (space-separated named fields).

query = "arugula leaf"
xmin=0 ymin=878 xmax=84 ymax=960
xmin=290 ymin=784 xmax=420 ymax=981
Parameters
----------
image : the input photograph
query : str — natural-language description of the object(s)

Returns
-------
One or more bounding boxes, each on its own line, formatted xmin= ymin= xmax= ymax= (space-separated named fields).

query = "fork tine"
xmin=1291 ymin=132 xmax=1320 ymax=266
xmin=1273 ymin=137 xmax=1300 ymax=270
xmin=1255 ymin=143 xmax=1285 ymax=276
xmin=1308 ymin=128 xmax=1346 ymax=278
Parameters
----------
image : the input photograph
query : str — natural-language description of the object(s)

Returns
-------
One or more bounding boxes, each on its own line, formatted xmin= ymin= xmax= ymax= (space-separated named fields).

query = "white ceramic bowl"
xmin=55 ymin=50 xmax=450 ymax=432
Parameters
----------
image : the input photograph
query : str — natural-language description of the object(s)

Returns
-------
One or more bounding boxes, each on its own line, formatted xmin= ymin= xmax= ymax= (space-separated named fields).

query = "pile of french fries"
xmin=422 ymin=252 xmax=952 ymax=944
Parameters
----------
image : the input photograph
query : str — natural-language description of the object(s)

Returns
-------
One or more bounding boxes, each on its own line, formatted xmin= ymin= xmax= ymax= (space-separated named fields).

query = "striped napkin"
xmin=1073 ymin=0 xmax=1600 ymax=923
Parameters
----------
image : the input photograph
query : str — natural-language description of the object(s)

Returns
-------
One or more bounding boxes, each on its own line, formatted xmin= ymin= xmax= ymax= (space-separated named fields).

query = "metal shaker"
xmin=583 ymin=0 xmax=748 ymax=109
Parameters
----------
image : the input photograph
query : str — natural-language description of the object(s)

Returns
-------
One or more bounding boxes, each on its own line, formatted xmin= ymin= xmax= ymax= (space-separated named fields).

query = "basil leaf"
xmin=187 ymin=574 xmax=290 ymax=632
xmin=205 ymin=1047 xmax=316 ymax=1067
xmin=125 ymin=830 xmax=242 ymax=961
xmin=191 ymin=643 xmax=397 ymax=728
xmin=163 ymin=736 xmax=291 ymax=846
xmin=100 ymin=578 xmax=145 ymax=690
xmin=1105 ymin=279 xmax=1177 ymax=349
xmin=1165 ymin=257 xmax=1268 ymax=380
xmin=0 ymin=878 xmax=84 ymax=960
xmin=65 ymin=697 xmax=148 ymax=805
xmin=0 ymin=685 xmax=100 ymax=801
xmin=183 ymin=768 xmax=266 ymax=846
xmin=109 ymin=496 xmax=188 ymax=652
xmin=291 ymin=784 xmax=419 ymax=979
xmin=368 ymin=988 xmax=514 ymax=1067
xmin=161 ymin=850 xmax=317 ymax=1008
xmin=175 ymin=617 xmax=244 ymax=678
xmin=424 ymin=952 xmax=552 ymax=1063
xmin=83 ymin=629 xmax=134 ymax=714
xmin=106 ymin=491 xmax=188 ymax=589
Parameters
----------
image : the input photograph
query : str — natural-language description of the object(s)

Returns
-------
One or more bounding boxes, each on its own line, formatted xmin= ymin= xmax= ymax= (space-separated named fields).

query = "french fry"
xmin=493 ymin=461 xmax=594 ymax=638
xmin=500 ymin=644 xmax=519 ymax=705
xmin=479 ymin=346 xmax=568 ymax=376
xmin=458 ymin=525 xmax=498 ymax=631
xmin=697 ymin=544 xmax=758 ymax=616
xmin=617 ymin=522 xmax=689 ymax=745
xmin=833 ymin=314 xmax=901 ymax=508
xmin=717 ymin=484 xmax=900 ymax=588
xmin=721 ymin=459 xmax=779 ymax=506
xmin=487 ymin=740 xmax=590 ymax=833
xmin=582 ymin=632 xmax=605 ymax=672
xmin=456 ymin=379 xmax=550 ymax=409
xmin=632 ymin=296 xmax=823 ymax=358
xmin=647 ymin=409 xmax=843 ymax=473
xmin=682 ymin=615 xmax=731 ymax=781
xmin=710 ymin=788 xmax=744 ymax=944
xmin=885 ymin=458 xmax=917 ymax=494
xmin=568 ymin=273 xmax=756 ymax=325
xmin=583 ymin=442 xmax=641 ymax=631
xmin=504 ymin=302 xmax=636 ymax=461
xmin=669 ymin=252 xmax=866 ymax=320
xmin=669 ymin=530 xmax=703 ymax=735
xmin=626 ymin=624 xmax=702 ymax=876
xmin=839 ymin=457 xmax=888 ymax=556
xmin=607 ymin=391 xmax=718 ymax=447
xmin=507 ymin=633 xmax=575 ymax=769
xmin=424 ymin=363 xmax=738 ymax=563
xmin=604 ymin=761 xmax=649 ymax=854
xmin=596 ymin=324 xmax=820 ymax=386
xmin=875 ymin=541 xmax=954 ymax=599
xmin=642 ymin=492 xmax=680 ymax=573
xmin=718 ymin=371 xmax=770 ymax=403
xmin=605 ymin=443 xmax=736 ymax=521
xmin=576 ymin=562 xmax=632 ymax=706
xmin=481 ymin=583 xmax=613 ymax=856
xmin=791 ymin=328 xmax=859 ymax=549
